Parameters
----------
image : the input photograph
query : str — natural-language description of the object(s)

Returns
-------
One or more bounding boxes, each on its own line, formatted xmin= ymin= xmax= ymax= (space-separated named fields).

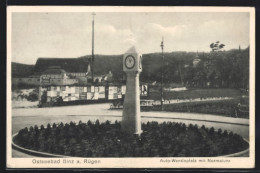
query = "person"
xmin=234 ymin=103 xmax=240 ymax=118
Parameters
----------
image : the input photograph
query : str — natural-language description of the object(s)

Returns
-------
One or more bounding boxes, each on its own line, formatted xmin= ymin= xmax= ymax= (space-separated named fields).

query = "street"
xmin=12 ymin=103 xmax=249 ymax=138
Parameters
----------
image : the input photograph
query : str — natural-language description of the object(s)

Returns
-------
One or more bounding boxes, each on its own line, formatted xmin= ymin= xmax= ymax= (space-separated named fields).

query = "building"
xmin=13 ymin=57 xmax=92 ymax=87
xmin=106 ymin=71 xmax=113 ymax=82
xmin=40 ymin=66 xmax=78 ymax=86
xmin=35 ymin=57 xmax=91 ymax=85
xmin=93 ymin=71 xmax=113 ymax=83
xmin=13 ymin=56 xmax=115 ymax=87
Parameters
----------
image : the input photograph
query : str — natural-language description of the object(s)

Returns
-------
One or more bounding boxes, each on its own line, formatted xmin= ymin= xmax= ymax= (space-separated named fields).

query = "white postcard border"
xmin=6 ymin=6 xmax=255 ymax=169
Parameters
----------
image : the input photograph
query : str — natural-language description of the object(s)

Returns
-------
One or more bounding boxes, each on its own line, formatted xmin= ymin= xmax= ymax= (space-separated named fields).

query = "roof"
xmin=43 ymin=66 xmax=66 ymax=75
xmin=34 ymin=57 xmax=90 ymax=74
xmin=125 ymin=46 xmax=138 ymax=54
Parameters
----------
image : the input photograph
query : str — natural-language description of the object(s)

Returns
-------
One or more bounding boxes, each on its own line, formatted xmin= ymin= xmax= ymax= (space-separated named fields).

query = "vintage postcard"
xmin=7 ymin=6 xmax=255 ymax=168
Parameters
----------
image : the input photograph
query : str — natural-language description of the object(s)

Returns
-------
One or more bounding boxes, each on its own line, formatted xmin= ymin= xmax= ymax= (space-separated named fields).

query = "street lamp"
xmin=91 ymin=12 xmax=96 ymax=84
xmin=160 ymin=37 xmax=164 ymax=111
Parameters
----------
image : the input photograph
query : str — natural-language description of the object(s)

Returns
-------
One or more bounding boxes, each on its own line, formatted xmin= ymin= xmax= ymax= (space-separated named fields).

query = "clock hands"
xmin=125 ymin=55 xmax=135 ymax=69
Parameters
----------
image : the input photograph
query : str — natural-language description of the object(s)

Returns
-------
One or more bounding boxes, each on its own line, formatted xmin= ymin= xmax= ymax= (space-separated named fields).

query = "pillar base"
xmin=133 ymin=130 xmax=143 ymax=135
xmin=121 ymin=120 xmax=142 ymax=135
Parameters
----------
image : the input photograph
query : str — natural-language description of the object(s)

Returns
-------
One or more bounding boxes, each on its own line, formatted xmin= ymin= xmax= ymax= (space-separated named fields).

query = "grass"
xmin=147 ymin=88 xmax=242 ymax=100
xmin=142 ymin=99 xmax=249 ymax=119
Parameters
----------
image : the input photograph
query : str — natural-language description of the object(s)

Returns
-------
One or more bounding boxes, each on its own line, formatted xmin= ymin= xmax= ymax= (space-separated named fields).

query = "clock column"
xmin=122 ymin=71 xmax=142 ymax=134
xmin=122 ymin=46 xmax=142 ymax=135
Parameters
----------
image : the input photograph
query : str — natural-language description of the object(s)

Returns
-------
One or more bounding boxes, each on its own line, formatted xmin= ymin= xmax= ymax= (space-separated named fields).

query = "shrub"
xmin=27 ymin=91 xmax=38 ymax=102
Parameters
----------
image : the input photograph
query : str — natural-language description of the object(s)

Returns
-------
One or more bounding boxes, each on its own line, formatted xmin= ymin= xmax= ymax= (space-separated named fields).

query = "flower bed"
xmin=13 ymin=120 xmax=249 ymax=157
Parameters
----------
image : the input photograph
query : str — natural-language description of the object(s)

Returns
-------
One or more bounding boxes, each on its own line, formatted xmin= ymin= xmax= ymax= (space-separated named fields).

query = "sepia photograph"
xmin=6 ymin=6 xmax=255 ymax=168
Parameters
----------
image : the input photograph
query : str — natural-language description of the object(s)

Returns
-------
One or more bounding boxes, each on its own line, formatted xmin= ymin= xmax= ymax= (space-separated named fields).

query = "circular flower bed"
xmin=13 ymin=120 xmax=248 ymax=157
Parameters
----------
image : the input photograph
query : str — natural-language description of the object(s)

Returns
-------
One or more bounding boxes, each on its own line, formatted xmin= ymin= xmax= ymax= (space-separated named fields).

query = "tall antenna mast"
xmin=91 ymin=12 xmax=96 ymax=83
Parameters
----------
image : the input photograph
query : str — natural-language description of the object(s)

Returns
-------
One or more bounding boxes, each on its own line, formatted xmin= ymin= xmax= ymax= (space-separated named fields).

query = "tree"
xmin=27 ymin=91 xmax=38 ymax=102
xmin=183 ymin=66 xmax=195 ymax=86
xmin=41 ymin=91 xmax=47 ymax=103
xmin=210 ymin=41 xmax=225 ymax=52
xmin=193 ymin=61 xmax=206 ymax=87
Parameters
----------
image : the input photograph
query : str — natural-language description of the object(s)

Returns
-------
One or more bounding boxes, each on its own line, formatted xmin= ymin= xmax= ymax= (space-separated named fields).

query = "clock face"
xmin=125 ymin=55 xmax=135 ymax=69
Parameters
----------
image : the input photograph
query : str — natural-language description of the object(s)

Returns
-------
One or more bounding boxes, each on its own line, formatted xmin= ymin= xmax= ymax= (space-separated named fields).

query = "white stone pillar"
xmin=122 ymin=71 xmax=142 ymax=134
xmin=121 ymin=46 xmax=142 ymax=135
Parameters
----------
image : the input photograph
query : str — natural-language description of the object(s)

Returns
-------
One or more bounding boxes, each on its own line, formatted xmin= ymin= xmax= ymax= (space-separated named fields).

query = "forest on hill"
xmin=12 ymin=47 xmax=249 ymax=89
xmin=85 ymin=48 xmax=249 ymax=88
xmin=12 ymin=62 xmax=34 ymax=78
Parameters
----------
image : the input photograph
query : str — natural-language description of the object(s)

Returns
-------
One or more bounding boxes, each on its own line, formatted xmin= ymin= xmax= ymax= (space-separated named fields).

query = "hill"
xmin=12 ymin=62 xmax=34 ymax=78
xmin=11 ymin=48 xmax=249 ymax=88
xmin=12 ymin=52 xmax=196 ymax=79
xmin=76 ymin=48 xmax=250 ymax=88
xmin=80 ymin=51 xmax=198 ymax=82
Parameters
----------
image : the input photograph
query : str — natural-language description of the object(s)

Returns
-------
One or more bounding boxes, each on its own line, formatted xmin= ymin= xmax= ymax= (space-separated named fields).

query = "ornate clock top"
xmin=125 ymin=46 xmax=137 ymax=54
xmin=123 ymin=46 xmax=142 ymax=72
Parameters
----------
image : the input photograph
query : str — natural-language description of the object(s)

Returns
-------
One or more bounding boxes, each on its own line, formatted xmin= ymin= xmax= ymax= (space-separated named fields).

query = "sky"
xmin=11 ymin=12 xmax=250 ymax=64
